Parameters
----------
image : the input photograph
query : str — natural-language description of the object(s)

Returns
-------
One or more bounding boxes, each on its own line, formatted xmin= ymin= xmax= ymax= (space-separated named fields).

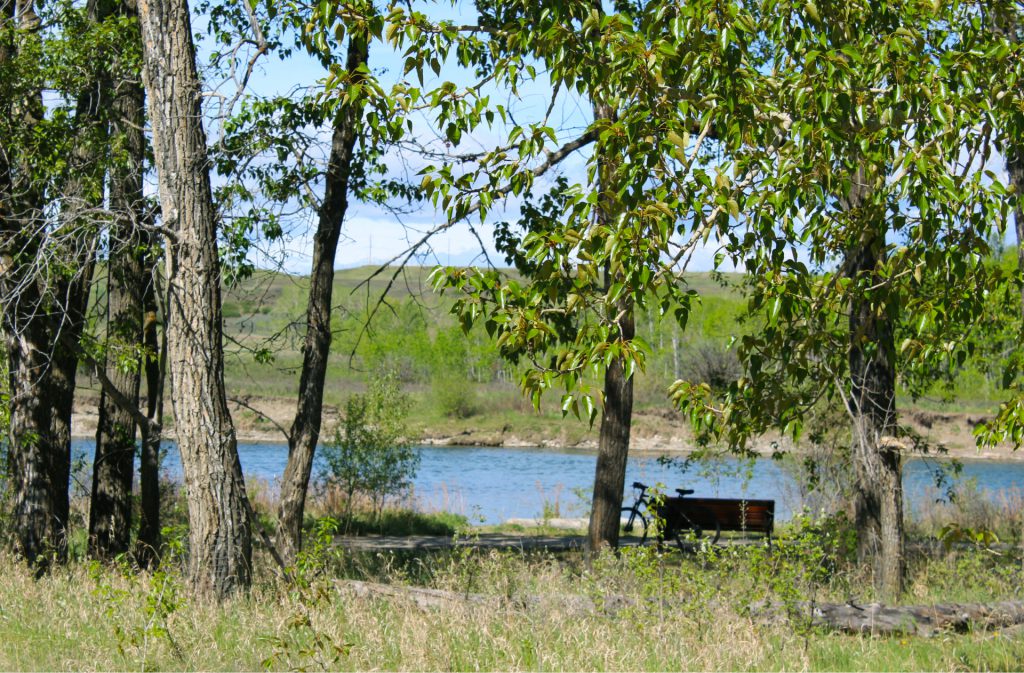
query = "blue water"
xmin=70 ymin=439 xmax=1024 ymax=525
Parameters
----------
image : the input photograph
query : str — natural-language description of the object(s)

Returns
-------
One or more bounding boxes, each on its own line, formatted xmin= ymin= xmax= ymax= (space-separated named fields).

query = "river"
xmin=70 ymin=439 xmax=1024 ymax=525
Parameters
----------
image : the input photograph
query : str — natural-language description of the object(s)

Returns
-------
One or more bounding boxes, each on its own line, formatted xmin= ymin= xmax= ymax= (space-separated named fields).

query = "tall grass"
xmin=1 ymin=526 xmax=1022 ymax=671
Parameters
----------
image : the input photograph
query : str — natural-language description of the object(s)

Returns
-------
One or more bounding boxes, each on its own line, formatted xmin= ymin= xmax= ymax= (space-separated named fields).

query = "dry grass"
xmin=0 ymin=534 xmax=1023 ymax=671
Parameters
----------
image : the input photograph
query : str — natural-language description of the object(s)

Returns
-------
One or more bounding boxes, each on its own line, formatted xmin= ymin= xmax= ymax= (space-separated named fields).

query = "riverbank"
xmin=69 ymin=394 xmax=1024 ymax=461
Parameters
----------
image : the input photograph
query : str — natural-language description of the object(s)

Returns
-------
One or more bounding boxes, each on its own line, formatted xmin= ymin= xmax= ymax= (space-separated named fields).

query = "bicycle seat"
xmin=632 ymin=481 xmax=646 ymax=490
xmin=675 ymin=488 xmax=695 ymax=496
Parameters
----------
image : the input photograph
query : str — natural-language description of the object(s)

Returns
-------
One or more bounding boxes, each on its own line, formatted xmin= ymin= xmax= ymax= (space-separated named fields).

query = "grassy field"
xmin=1 ymin=476 xmax=1020 ymax=671
xmin=1 ymin=526 xmax=1022 ymax=671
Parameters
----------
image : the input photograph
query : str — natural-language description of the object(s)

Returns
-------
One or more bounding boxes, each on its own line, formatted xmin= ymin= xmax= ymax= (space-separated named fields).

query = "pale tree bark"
xmin=586 ymin=94 xmax=635 ymax=552
xmin=0 ymin=0 xmax=71 ymax=570
xmin=842 ymin=173 xmax=904 ymax=601
xmin=90 ymin=0 xmax=148 ymax=560
xmin=276 ymin=33 xmax=370 ymax=564
xmin=137 ymin=0 xmax=252 ymax=596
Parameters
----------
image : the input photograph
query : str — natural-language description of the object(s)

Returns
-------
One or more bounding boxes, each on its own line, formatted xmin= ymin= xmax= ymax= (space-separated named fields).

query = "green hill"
xmin=77 ymin=263 xmax=1008 ymax=451
xmin=209 ymin=265 xmax=748 ymax=444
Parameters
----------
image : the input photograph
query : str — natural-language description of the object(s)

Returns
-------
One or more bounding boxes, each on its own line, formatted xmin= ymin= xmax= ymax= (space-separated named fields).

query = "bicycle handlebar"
xmin=629 ymin=482 xmax=696 ymax=496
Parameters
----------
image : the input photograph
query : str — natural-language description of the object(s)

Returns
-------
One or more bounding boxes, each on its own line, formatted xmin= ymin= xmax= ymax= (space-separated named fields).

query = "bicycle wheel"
xmin=619 ymin=507 xmax=648 ymax=544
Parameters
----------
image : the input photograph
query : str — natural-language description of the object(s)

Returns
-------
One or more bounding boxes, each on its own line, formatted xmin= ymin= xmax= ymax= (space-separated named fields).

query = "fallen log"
xmin=752 ymin=600 xmax=1024 ymax=636
xmin=337 ymin=580 xmax=1024 ymax=637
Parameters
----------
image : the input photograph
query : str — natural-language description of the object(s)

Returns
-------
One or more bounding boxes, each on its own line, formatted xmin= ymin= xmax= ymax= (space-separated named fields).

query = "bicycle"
xmin=620 ymin=481 xmax=721 ymax=549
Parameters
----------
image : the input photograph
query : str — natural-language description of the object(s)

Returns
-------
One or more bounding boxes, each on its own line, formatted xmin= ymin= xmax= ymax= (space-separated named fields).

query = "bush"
xmin=320 ymin=371 xmax=419 ymax=522
xmin=432 ymin=377 xmax=480 ymax=418
xmin=681 ymin=340 xmax=741 ymax=392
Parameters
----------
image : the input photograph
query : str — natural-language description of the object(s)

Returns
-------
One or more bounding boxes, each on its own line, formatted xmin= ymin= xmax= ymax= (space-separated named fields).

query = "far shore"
xmin=69 ymin=403 xmax=1024 ymax=463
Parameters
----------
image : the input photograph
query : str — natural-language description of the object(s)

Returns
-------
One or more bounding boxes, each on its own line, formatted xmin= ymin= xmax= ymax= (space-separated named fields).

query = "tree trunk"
xmin=843 ymin=176 xmax=904 ymax=601
xmin=4 ymin=312 xmax=64 ymax=569
xmin=136 ymin=273 xmax=165 ymax=567
xmin=137 ymin=0 xmax=252 ymax=597
xmin=751 ymin=599 xmax=1024 ymax=636
xmin=1010 ymin=157 xmax=1024 ymax=312
xmin=47 ymin=245 xmax=94 ymax=554
xmin=277 ymin=33 xmax=369 ymax=564
xmin=587 ymin=303 xmax=636 ymax=551
xmin=586 ymin=92 xmax=634 ymax=552
xmin=0 ymin=1 xmax=70 ymax=570
xmin=45 ymin=0 xmax=122 ymax=561
xmin=90 ymin=0 xmax=147 ymax=559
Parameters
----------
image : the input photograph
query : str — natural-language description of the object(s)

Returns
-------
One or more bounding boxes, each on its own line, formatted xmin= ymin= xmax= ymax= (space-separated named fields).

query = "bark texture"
xmin=586 ymin=93 xmax=634 ymax=552
xmin=587 ymin=317 xmax=635 ymax=552
xmin=90 ymin=0 xmax=147 ymax=559
xmin=0 ymin=0 xmax=70 ymax=569
xmin=842 ymin=173 xmax=904 ymax=600
xmin=277 ymin=33 xmax=369 ymax=564
xmin=751 ymin=599 xmax=1024 ymax=637
xmin=137 ymin=0 xmax=252 ymax=596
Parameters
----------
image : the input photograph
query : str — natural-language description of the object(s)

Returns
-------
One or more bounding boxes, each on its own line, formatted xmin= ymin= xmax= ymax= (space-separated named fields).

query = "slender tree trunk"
xmin=136 ymin=273 xmax=165 ymax=566
xmin=587 ymin=298 xmax=635 ymax=551
xmin=90 ymin=0 xmax=147 ymax=559
xmin=1010 ymin=158 xmax=1024 ymax=312
xmin=276 ymin=34 xmax=369 ymax=564
xmin=47 ymin=244 xmax=94 ymax=552
xmin=586 ymin=93 xmax=634 ymax=552
xmin=137 ymin=0 xmax=252 ymax=597
xmin=843 ymin=175 xmax=904 ymax=601
xmin=0 ymin=0 xmax=70 ymax=570
xmin=49 ymin=0 xmax=121 ymax=561
xmin=4 ymin=312 xmax=64 ymax=569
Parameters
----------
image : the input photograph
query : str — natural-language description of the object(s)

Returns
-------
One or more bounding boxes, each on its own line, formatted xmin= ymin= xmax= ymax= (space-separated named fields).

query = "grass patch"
xmin=1 ymin=534 xmax=1022 ymax=671
xmin=341 ymin=508 xmax=470 ymax=537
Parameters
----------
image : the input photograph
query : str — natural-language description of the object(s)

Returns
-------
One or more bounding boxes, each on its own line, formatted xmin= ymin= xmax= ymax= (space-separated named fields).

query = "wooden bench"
xmin=656 ymin=494 xmax=775 ymax=546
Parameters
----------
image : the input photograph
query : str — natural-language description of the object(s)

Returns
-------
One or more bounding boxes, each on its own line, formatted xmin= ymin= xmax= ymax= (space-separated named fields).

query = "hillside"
xmin=72 ymin=265 xmax=1018 ymax=459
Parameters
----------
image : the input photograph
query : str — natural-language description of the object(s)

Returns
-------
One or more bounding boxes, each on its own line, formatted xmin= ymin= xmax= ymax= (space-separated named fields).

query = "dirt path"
xmin=335 ymin=533 xmax=593 ymax=553
xmin=333 ymin=532 xmax=770 ymax=554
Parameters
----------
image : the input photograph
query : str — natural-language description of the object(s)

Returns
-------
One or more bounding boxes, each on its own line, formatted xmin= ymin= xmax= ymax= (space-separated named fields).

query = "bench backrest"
xmin=660 ymin=497 xmax=775 ymax=535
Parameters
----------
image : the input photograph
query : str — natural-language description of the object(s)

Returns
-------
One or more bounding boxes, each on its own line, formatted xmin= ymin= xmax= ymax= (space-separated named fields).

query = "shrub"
xmin=432 ymin=376 xmax=479 ymax=419
xmin=681 ymin=340 xmax=741 ymax=392
xmin=320 ymin=371 xmax=419 ymax=522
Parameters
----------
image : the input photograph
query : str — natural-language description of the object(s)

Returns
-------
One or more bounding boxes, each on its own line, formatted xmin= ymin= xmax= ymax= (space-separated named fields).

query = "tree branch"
xmin=346 ymin=128 xmax=600 ymax=355
xmin=228 ymin=395 xmax=292 ymax=443
xmin=76 ymin=341 xmax=160 ymax=436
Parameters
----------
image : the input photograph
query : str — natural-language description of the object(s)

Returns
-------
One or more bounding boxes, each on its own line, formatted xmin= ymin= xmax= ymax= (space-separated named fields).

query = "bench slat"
xmin=658 ymin=497 xmax=775 ymax=535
